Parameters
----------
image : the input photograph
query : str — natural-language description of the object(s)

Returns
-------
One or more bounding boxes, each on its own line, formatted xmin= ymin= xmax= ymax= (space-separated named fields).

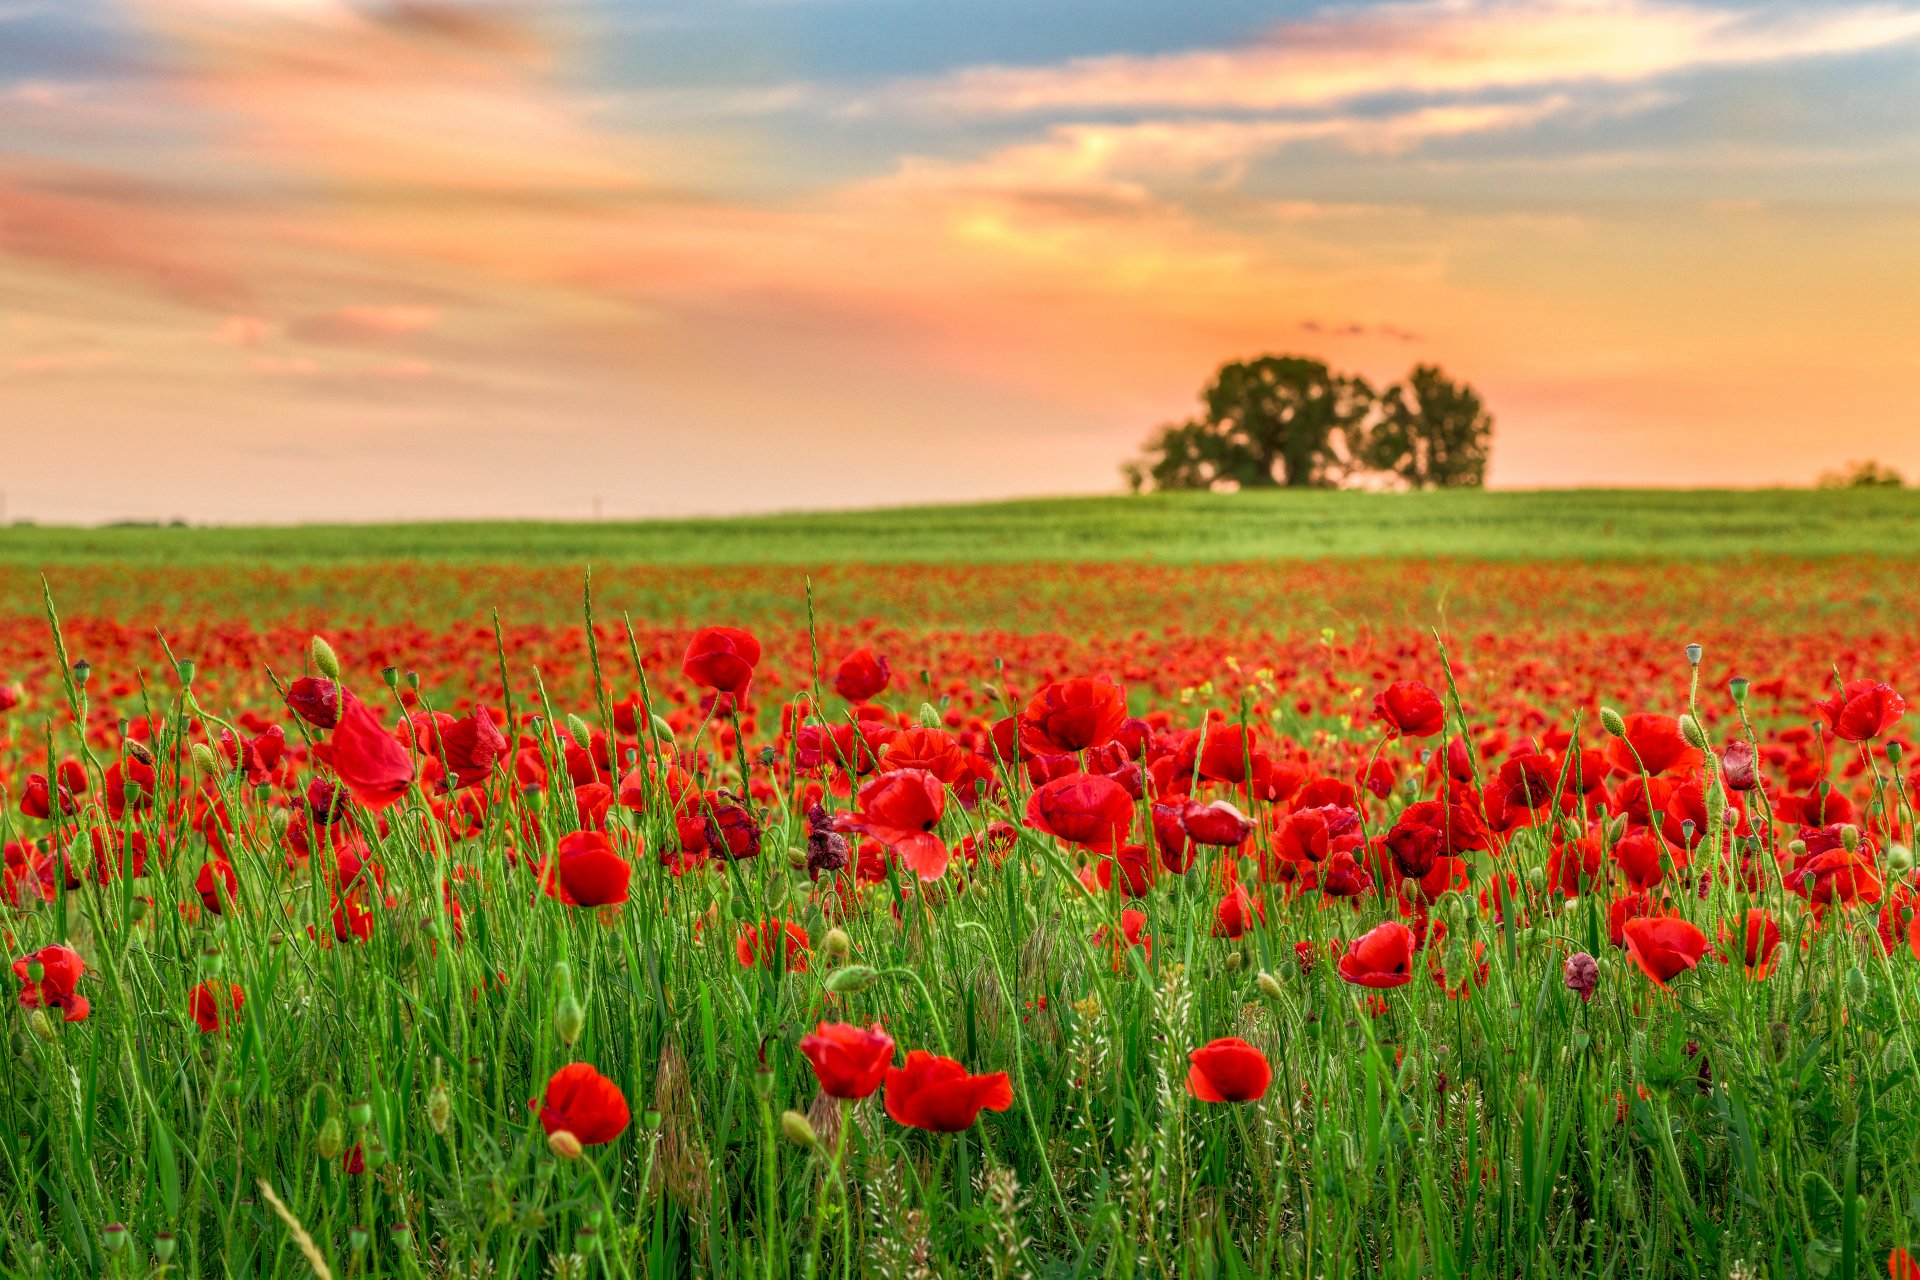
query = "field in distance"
xmin=6 ymin=488 xmax=1920 ymax=566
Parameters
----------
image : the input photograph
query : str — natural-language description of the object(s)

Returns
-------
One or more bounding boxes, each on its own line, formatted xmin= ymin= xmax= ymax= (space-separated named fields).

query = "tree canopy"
xmin=1125 ymin=355 xmax=1493 ymax=492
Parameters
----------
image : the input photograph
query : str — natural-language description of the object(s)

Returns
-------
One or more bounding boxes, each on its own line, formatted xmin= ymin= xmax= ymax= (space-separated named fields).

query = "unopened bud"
xmin=553 ymin=993 xmax=586 ymax=1047
xmin=315 ymin=1115 xmax=345 ymax=1159
xmin=1598 ymin=707 xmax=1626 ymax=738
xmin=547 ymin=1129 xmax=584 ymax=1161
xmin=190 ymin=743 xmax=220 ymax=776
xmin=1840 ymin=825 xmax=1861 ymax=854
xmin=1222 ymin=950 xmax=1243 ymax=973
xmin=780 ymin=1110 xmax=819 ymax=1149
xmin=1678 ymin=714 xmax=1707 ymax=751
xmin=651 ymin=715 xmax=675 ymax=743
xmin=823 ymin=927 xmax=851 ymax=960
xmin=427 ymin=1080 xmax=452 ymax=1135
xmin=566 ymin=714 xmax=593 ymax=746
xmin=918 ymin=702 xmax=942 ymax=729
xmin=312 ymin=635 xmax=341 ymax=680
xmin=1889 ymin=741 xmax=1905 ymax=765
xmin=824 ymin=964 xmax=879 ymax=995
xmin=1845 ymin=967 xmax=1870 ymax=1004
xmin=1256 ymin=971 xmax=1286 ymax=1001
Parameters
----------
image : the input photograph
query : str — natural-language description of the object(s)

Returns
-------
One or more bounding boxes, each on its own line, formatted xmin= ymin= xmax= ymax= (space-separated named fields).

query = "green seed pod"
xmin=152 ymin=1234 xmax=176 ymax=1262
xmin=380 ymin=666 xmax=398 ymax=689
xmin=311 ymin=635 xmax=341 ymax=680
xmin=1728 ymin=676 xmax=1750 ymax=705
xmin=100 ymin=1224 xmax=129 ymax=1256
xmin=347 ymin=1097 xmax=373 ymax=1129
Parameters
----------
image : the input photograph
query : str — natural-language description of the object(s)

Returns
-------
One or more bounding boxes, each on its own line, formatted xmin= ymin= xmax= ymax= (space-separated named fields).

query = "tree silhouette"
xmin=1129 ymin=356 xmax=1374 ymax=491
xmin=1364 ymin=364 xmax=1492 ymax=489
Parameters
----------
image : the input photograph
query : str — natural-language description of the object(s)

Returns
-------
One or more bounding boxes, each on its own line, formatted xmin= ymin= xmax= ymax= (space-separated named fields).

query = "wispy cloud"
xmin=878 ymin=0 xmax=1920 ymax=116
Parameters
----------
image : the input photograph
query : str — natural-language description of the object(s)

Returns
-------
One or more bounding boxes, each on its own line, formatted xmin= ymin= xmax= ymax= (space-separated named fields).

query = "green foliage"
xmin=1820 ymin=461 xmax=1906 ymax=490
xmin=1364 ymin=363 xmax=1494 ymax=489
xmin=1136 ymin=355 xmax=1376 ymax=491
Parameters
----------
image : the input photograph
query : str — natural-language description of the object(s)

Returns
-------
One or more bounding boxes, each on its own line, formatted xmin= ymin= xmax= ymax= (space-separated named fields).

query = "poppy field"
xmin=5 ymin=539 xmax=1920 ymax=1279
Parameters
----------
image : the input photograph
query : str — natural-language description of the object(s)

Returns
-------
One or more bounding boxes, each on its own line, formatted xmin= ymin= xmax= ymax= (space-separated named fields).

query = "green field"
xmin=6 ymin=488 xmax=1920 ymax=565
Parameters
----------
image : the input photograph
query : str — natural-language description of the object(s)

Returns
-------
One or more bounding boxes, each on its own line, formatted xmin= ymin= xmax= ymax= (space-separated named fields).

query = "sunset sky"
xmin=2 ymin=0 xmax=1917 ymax=522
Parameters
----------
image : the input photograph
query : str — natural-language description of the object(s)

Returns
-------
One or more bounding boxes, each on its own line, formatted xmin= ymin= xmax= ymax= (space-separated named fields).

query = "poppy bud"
xmin=1678 ymin=715 xmax=1707 ymax=751
xmin=651 ymin=715 xmax=675 ymax=743
xmin=1840 ymin=825 xmax=1861 ymax=854
xmin=780 ymin=1109 xmax=819 ymax=1149
xmin=1845 ymin=967 xmax=1869 ymax=1004
xmin=347 ymin=1098 xmax=373 ymax=1129
xmin=554 ymin=993 xmax=586 ymax=1047
xmin=1882 ymin=1039 xmax=1910 ymax=1075
xmin=1728 ymin=676 xmax=1749 ymax=705
xmin=1889 ymin=742 xmax=1905 ymax=765
xmin=1684 ymin=643 xmax=1702 ymax=667
xmin=1889 ymin=844 xmax=1915 ymax=874
xmin=918 ymin=703 xmax=941 ymax=729
xmin=316 ymin=1115 xmax=345 ymax=1159
xmin=380 ymin=666 xmax=398 ymax=689
xmin=548 ymin=1128 xmax=584 ymax=1160
xmin=566 ymin=714 xmax=593 ymax=745
xmin=427 ymin=1081 xmax=452 ymax=1135
xmin=101 ymin=1224 xmax=129 ymax=1256
xmin=190 ymin=743 xmax=220 ymax=776
xmin=310 ymin=635 xmax=341 ymax=679
xmin=825 ymin=964 xmax=879 ymax=995
xmin=1256 ymin=970 xmax=1286 ymax=1001
xmin=1223 ymin=950 xmax=1243 ymax=973
xmin=824 ymin=927 xmax=851 ymax=960
xmin=1598 ymin=707 xmax=1627 ymax=738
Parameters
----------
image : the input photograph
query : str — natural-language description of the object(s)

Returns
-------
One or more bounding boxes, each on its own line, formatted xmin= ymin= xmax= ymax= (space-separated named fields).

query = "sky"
xmin=1 ymin=0 xmax=1917 ymax=522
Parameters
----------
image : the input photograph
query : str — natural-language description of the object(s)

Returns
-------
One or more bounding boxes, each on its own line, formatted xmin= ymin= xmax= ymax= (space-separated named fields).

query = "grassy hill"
xmin=4 ymin=488 xmax=1918 ymax=565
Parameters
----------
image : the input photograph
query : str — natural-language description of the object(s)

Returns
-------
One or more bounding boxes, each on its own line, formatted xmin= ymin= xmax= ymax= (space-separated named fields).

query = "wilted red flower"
xmin=799 ymin=1021 xmax=895 ymax=1099
xmin=883 ymin=1050 xmax=1013 ymax=1132
xmin=833 ymin=648 xmax=891 ymax=703
xmin=188 ymin=980 xmax=244 ymax=1034
xmin=1186 ymin=1037 xmax=1272 ymax=1102
xmin=313 ymin=696 xmax=415 ymax=811
xmin=1025 ymin=772 xmax=1133 ymax=852
xmin=836 ymin=769 xmax=948 ymax=879
xmin=1337 ymin=921 xmax=1416 ymax=989
xmin=538 ymin=1062 xmax=631 ymax=1146
xmin=682 ymin=626 xmax=761 ymax=695
xmin=285 ymin=676 xmax=342 ymax=730
xmin=1816 ymin=680 xmax=1905 ymax=742
xmin=1372 ymin=681 xmax=1445 ymax=738
xmin=1621 ymin=916 xmax=1709 ymax=988
xmin=736 ymin=920 xmax=810 ymax=971
xmin=556 ymin=830 xmax=632 ymax=907
xmin=1019 ymin=677 xmax=1127 ymax=756
xmin=12 ymin=943 xmax=89 ymax=1022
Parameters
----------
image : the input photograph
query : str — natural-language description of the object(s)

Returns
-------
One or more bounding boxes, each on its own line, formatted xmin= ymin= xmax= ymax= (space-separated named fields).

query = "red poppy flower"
xmin=1212 ymin=883 xmax=1264 ymax=938
xmin=18 ymin=773 xmax=76 ymax=821
xmin=1789 ymin=846 xmax=1882 ymax=909
xmin=1817 ymin=680 xmax=1905 ymax=742
xmin=1025 ymin=773 xmax=1133 ymax=852
xmin=736 ymin=920 xmax=810 ymax=971
xmin=682 ymin=627 xmax=760 ymax=695
xmin=435 ymin=707 xmax=508 ymax=789
xmin=1607 ymin=713 xmax=1700 ymax=777
xmin=833 ymin=648 xmax=891 ymax=703
xmin=1178 ymin=798 xmax=1253 ymax=847
xmin=1095 ymin=907 xmax=1153 ymax=966
xmin=538 ymin=1062 xmax=631 ymax=1146
xmin=313 ymin=696 xmax=415 ymax=811
xmin=220 ymin=725 xmax=286 ymax=786
xmin=188 ymin=980 xmax=244 ymax=1034
xmin=556 ymin=830 xmax=632 ymax=907
xmin=879 ymin=727 xmax=969 ymax=786
xmin=1621 ymin=916 xmax=1709 ymax=988
xmin=1724 ymin=908 xmax=1783 ymax=978
xmin=1019 ymin=677 xmax=1126 ymax=756
xmin=836 ymin=769 xmax=948 ymax=880
xmin=285 ymin=676 xmax=342 ymax=730
xmin=196 ymin=858 xmax=239 ymax=915
xmin=1372 ymin=681 xmax=1445 ymax=738
xmin=1186 ymin=1037 xmax=1273 ymax=1102
xmin=12 ymin=943 xmax=90 ymax=1021
xmin=1337 ymin=921 xmax=1416 ymax=989
xmin=883 ymin=1049 xmax=1013 ymax=1132
xmin=1892 ymin=1246 xmax=1920 ymax=1280
xmin=1612 ymin=828 xmax=1666 ymax=890
xmin=799 ymin=1021 xmax=895 ymax=1099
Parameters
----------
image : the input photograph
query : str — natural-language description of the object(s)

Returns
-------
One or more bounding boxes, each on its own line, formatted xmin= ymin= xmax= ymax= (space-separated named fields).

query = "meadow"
xmin=4 ymin=491 xmax=1920 ymax=1279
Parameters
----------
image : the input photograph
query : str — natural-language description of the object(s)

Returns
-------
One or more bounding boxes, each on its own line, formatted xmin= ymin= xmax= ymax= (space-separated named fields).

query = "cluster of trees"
xmin=1123 ymin=355 xmax=1493 ymax=492
xmin=1818 ymin=460 xmax=1905 ymax=489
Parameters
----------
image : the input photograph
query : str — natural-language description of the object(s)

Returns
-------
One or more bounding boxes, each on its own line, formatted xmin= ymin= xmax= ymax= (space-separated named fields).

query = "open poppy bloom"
xmin=1816 ymin=679 xmax=1905 ymax=742
xmin=736 ymin=920 xmax=810 ymax=971
xmin=1187 ymin=1037 xmax=1272 ymax=1102
xmin=12 ymin=943 xmax=89 ymax=1022
xmin=1025 ymin=772 xmax=1133 ymax=852
xmin=1372 ymin=681 xmax=1445 ymax=738
xmin=1337 ymin=921 xmax=1416 ymax=988
xmin=538 ymin=1062 xmax=631 ymax=1146
xmin=1621 ymin=916 xmax=1709 ymax=988
xmin=1019 ymin=676 xmax=1127 ymax=755
xmin=313 ymin=696 xmax=415 ymax=811
xmin=555 ymin=830 xmax=632 ymax=907
xmin=833 ymin=648 xmax=891 ymax=703
xmin=1178 ymin=799 xmax=1253 ymax=847
xmin=836 ymin=769 xmax=949 ymax=879
xmin=1723 ymin=908 xmax=1782 ymax=978
xmin=799 ymin=1021 xmax=895 ymax=1099
xmin=682 ymin=626 xmax=760 ymax=695
xmin=1607 ymin=713 xmax=1701 ymax=777
xmin=883 ymin=1050 xmax=1013 ymax=1132
xmin=188 ymin=980 xmax=244 ymax=1034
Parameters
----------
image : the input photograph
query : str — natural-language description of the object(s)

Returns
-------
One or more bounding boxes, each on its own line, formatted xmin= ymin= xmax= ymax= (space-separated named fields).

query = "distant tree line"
xmin=1818 ymin=460 xmax=1905 ymax=489
xmin=1123 ymin=354 xmax=1493 ymax=492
